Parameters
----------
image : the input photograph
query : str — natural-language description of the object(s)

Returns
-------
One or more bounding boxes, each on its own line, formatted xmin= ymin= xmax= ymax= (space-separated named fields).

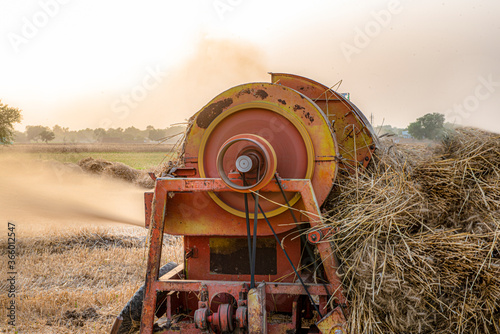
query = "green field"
xmin=22 ymin=151 xmax=173 ymax=170
xmin=1 ymin=143 xmax=179 ymax=170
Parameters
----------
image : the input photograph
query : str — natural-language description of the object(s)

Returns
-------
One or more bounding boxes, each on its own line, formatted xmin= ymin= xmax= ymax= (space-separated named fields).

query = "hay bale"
xmin=78 ymin=157 xmax=112 ymax=174
xmin=135 ymin=173 xmax=155 ymax=189
xmin=324 ymin=128 xmax=500 ymax=333
xmin=77 ymin=157 xmax=155 ymax=189
xmin=102 ymin=162 xmax=140 ymax=183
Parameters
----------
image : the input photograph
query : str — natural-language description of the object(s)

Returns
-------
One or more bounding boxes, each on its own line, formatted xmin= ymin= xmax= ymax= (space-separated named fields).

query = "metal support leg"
xmin=140 ymin=186 xmax=167 ymax=334
xmin=248 ymin=282 xmax=267 ymax=334
xmin=299 ymin=182 xmax=346 ymax=305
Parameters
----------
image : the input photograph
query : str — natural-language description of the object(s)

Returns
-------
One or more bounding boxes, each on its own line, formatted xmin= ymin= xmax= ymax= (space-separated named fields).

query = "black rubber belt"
xmin=243 ymin=192 xmax=254 ymax=288
xmin=248 ymin=182 xmax=323 ymax=317
xmin=242 ymin=168 xmax=260 ymax=289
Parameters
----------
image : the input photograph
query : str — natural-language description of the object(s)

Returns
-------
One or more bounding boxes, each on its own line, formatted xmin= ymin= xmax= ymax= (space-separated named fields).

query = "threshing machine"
xmin=112 ymin=73 xmax=379 ymax=334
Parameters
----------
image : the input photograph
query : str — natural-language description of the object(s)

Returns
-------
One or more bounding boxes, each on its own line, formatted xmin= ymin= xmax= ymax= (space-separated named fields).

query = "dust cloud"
xmin=126 ymin=37 xmax=270 ymax=128
xmin=53 ymin=37 xmax=270 ymax=130
xmin=0 ymin=157 xmax=146 ymax=235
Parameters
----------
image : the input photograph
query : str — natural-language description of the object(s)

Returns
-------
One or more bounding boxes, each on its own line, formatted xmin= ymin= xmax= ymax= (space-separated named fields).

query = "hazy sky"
xmin=1 ymin=0 xmax=499 ymax=132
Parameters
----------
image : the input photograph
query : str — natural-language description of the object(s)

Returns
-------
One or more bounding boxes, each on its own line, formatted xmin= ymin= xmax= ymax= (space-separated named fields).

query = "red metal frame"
xmin=140 ymin=177 xmax=347 ymax=334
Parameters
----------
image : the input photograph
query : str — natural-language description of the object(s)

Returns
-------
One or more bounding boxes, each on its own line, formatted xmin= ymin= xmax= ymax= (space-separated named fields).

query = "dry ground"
xmin=0 ymin=226 xmax=183 ymax=333
xmin=0 ymin=143 xmax=182 ymax=333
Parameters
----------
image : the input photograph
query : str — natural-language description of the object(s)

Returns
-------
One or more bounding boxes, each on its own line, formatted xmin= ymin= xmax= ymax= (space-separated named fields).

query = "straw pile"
xmin=323 ymin=128 xmax=500 ymax=333
xmin=78 ymin=157 xmax=155 ymax=188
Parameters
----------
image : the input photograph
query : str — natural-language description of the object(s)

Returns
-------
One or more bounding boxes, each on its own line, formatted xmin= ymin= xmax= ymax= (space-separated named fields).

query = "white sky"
xmin=1 ymin=0 xmax=499 ymax=132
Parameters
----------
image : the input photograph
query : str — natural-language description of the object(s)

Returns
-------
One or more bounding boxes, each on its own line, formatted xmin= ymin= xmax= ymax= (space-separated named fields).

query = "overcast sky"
xmin=1 ymin=0 xmax=499 ymax=132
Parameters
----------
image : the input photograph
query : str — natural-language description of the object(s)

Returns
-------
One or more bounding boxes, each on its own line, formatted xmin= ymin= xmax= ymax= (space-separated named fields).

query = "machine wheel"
xmin=117 ymin=262 xmax=178 ymax=334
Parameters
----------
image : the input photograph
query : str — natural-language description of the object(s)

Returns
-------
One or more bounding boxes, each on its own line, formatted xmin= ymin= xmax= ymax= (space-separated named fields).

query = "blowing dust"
xmin=135 ymin=37 xmax=270 ymax=128
xmin=0 ymin=156 xmax=146 ymax=236
xmin=51 ymin=37 xmax=269 ymax=130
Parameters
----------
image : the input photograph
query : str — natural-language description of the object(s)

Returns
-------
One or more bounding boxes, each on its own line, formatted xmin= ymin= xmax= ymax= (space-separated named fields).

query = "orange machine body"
xmin=139 ymin=74 xmax=378 ymax=334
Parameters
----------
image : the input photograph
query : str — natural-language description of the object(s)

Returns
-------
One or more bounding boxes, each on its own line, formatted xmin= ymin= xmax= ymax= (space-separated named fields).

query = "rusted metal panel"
xmin=155 ymin=177 xmax=315 ymax=194
xmin=152 ymin=177 xmax=347 ymax=299
xmin=144 ymin=192 xmax=153 ymax=228
xmin=141 ymin=179 xmax=347 ymax=333
xmin=171 ymin=167 xmax=197 ymax=177
xmin=185 ymin=235 xmax=298 ymax=282
xmin=299 ymin=181 xmax=346 ymax=305
xmin=267 ymin=323 xmax=296 ymax=334
xmin=316 ymin=307 xmax=347 ymax=334
xmin=248 ymin=282 xmax=267 ymax=334
xmin=154 ymin=280 xmax=335 ymax=296
xmin=135 ymin=73 xmax=363 ymax=334
xmin=139 ymin=188 xmax=167 ymax=334
xmin=270 ymin=72 xmax=378 ymax=171
xmin=209 ymin=237 xmax=277 ymax=275
xmin=157 ymin=178 xmax=314 ymax=236
xmin=182 ymin=82 xmax=338 ymax=219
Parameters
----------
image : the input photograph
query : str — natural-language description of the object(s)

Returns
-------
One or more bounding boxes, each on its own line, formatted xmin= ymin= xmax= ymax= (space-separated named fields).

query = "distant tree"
xmin=39 ymin=129 xmax=55 ymax=143
xmin=26 ymin=125 xmax=49 ymax=142
xmin=124 ymin=126 xmax=145 ymax=142
xmin=107 ymin=127 xmax=124 ymax=137
xmin=94 ymin=128 xmax=106 ymax=142
xmin=149 ymin=128 xmax=166 ymax=142
xmin=376 ymin=124 xmax=405 ymax=136
xmin=0 ymin=100 xmax=22 ymax=144
xmin=407 ymin=113 xmax=445 ymax=140
xmin=52 ymin=124 xmax=69 ymax=141
xmin=407 ymin=122 xmax=425 ymax=140
xmin=76 ymin=128 xmax=94 ymax=142
xmin=13 ymin=130 xmax=27 ymax=143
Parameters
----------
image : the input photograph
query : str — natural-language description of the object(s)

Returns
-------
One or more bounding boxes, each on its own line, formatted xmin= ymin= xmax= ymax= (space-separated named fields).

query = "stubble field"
xmin=0 ymin=143 xmax=182 ymax=333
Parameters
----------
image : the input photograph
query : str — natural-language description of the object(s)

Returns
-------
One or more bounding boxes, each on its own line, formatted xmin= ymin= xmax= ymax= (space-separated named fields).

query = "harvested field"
xmin=0 ymin=144 xmax=182 ymax=332
xmin=323 ymin=128 xmax=500 ymax=333
xmin=3 ymin=130 xmax=499 ymax=333
xmin=0 ymin=226 xmax=183 ymax=333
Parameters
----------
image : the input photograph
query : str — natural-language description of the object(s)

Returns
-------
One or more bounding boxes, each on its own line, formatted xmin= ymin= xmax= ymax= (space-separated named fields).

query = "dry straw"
xmin=323 ymin=128 xmax=500 ymax=334
xmin=78 ymin=157 xmax=155 ymax=188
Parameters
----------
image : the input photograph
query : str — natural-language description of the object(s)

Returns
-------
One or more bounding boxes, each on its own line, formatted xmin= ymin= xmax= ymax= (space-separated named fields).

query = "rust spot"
xmin=196 ymin=98 xmax=233 ymax=128
xmin=254 ymin=89 xmax=268 ymax=100
xmin=293 ymin=104 xmax=305 ymax=111
xmin=303 ymin=111 xmax=314 ymax=123
xmin=236 ymin=88 xmax=251 ymax=97
xmin=278 ymin=99 xmax=286 ymax=105
xmin=293 ymin=104 xmax=314 ymax=123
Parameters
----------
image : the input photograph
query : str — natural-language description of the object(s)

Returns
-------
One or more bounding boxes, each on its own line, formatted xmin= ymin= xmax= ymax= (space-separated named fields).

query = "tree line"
xmin=13 ymin=124 xmax=185 ymax=144
xmin=376 ymin=113 xmax=453 ymax=140
xmin=0 ymin=99 xmax=455 ymax=144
